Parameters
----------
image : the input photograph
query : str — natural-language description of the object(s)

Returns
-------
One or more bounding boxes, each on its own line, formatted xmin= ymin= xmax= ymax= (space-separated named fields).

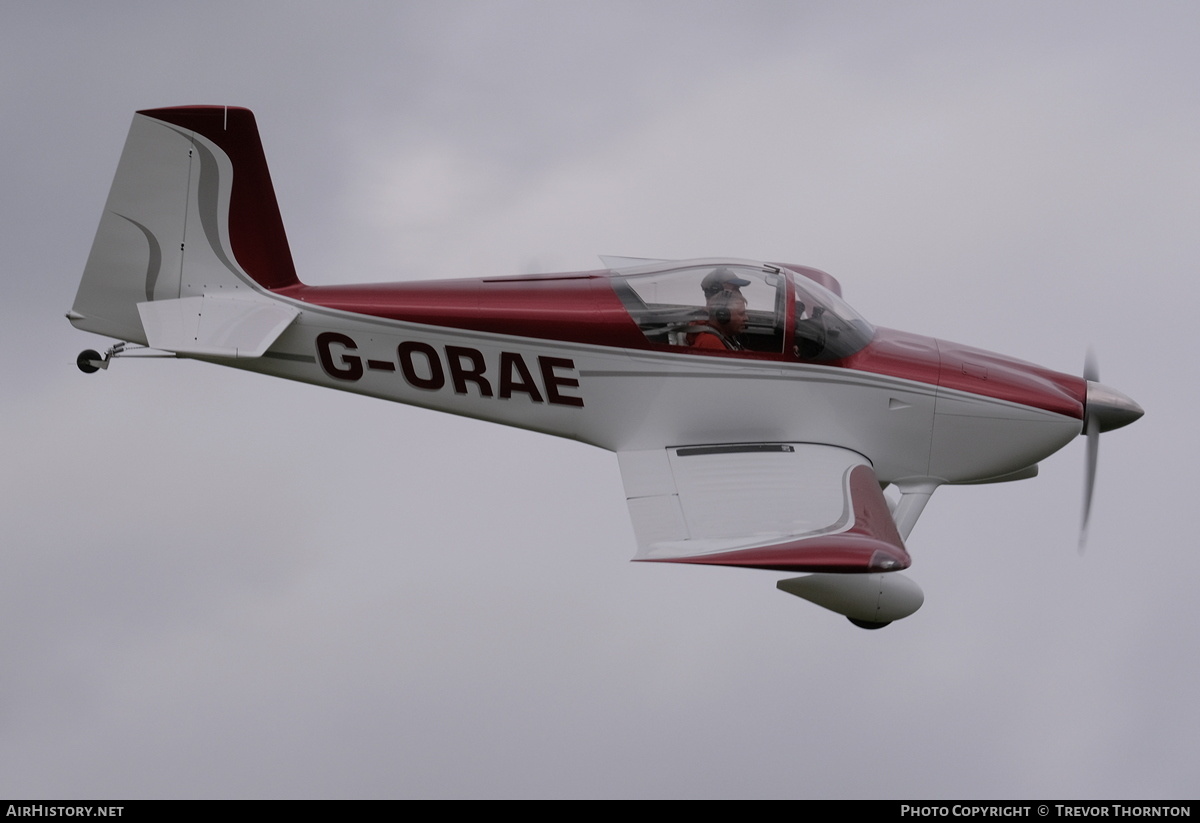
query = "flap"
xmin=617 ymin=443 xmax=909 ymax=573
xmin=137 ymin=294 xmax=299 ymax=357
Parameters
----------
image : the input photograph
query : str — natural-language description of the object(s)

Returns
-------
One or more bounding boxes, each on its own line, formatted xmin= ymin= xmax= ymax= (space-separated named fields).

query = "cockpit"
xmin=609 ymin=259 xmax=874 ymax=361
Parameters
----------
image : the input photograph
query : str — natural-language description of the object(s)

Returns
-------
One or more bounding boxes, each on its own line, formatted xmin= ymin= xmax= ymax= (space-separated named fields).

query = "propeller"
xmin=1080 ymin=349 xmax=1101 ymax=551
xmin=1079 ymin=349 xmax=1144 ymax=551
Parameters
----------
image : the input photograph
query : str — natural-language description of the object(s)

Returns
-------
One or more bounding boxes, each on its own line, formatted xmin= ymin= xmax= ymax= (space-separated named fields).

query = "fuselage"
xmin=216 ymin=260 xmax=1088 ymax=488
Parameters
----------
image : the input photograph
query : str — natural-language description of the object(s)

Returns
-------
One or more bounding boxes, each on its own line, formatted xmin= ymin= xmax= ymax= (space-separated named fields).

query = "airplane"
xmin=68 ymin=106 xmax=1143 ymax=628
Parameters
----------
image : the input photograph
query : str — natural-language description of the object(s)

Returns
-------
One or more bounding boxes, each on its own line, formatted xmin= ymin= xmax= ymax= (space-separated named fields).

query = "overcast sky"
xmin=3 ymin=1 xmax=1197 ymax=799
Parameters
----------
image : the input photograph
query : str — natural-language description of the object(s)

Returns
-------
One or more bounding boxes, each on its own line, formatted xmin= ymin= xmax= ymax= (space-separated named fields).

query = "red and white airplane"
xmin=69 ymin=106 xmax=1142 ymax=628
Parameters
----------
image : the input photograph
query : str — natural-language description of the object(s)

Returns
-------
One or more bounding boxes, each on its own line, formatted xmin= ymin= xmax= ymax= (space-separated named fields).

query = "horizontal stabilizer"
xmin=137 ymin=294 xmax=298 ymax=357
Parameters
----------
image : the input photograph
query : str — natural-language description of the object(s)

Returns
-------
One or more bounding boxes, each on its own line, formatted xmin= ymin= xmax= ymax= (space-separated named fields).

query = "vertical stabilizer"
xmin=70 ymin=106 xmax=300 ymax=344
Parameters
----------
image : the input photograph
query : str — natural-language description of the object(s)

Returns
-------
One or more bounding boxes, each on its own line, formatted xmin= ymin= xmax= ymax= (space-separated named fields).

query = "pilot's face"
xmin=726 ymin=296 xmax=748 ymax=334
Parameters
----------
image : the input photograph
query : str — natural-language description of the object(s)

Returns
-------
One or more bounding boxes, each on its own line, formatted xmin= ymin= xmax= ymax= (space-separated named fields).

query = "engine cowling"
xmin=776 ymin=572 xmax=924 ymax=628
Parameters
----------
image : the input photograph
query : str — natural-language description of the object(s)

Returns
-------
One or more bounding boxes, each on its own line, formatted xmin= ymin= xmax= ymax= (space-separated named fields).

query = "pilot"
xmin=684 ymin=268 xmax=752 ymax=350
xmin=686 ymin=289 xmax=748 ymax=351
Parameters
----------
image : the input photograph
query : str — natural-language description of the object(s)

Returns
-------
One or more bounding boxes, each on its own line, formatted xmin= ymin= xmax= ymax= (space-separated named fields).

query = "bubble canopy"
xmin=608 ymin=259 xmax=875 ymax=361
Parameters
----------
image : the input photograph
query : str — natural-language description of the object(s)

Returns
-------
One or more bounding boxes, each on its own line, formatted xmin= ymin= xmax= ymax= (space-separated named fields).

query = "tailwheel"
xmin=76 ymin=349 xmax=104 ymax=373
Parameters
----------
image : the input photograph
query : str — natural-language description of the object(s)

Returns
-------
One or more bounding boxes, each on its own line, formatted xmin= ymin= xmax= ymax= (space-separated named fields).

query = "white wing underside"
xmin=617 ymin=443 xmax=910 ymax=572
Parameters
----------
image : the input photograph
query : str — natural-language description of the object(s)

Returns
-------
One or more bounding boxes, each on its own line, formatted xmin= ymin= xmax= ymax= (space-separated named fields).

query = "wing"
xmin=617 ymin=443 xmax=909 ymax=573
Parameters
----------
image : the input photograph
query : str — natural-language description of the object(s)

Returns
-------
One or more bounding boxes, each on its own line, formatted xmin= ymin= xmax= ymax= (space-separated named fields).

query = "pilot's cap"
xmin=701 ymin=268 xmax=752 ymax=297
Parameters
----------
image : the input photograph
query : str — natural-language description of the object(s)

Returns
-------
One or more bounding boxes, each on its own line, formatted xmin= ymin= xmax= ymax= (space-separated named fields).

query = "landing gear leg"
xmin=76 ymin=342 xmax=134 ymax=373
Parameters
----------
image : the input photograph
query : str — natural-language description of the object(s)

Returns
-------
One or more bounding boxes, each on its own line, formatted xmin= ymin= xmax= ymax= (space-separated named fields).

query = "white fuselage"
xmin=224 ymin=302 xmax=1081 ymax=487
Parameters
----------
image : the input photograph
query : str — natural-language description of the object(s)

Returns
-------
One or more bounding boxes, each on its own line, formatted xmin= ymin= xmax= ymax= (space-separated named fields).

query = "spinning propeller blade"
xmin=1079 ymin=349 xmax=1143 ymax=551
